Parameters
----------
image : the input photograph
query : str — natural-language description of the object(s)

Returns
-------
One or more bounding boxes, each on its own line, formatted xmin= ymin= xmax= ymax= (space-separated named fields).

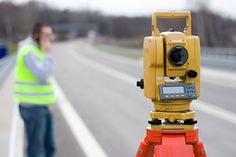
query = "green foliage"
xmin=93 ymin=42 xmax=142 ymax=59
xmin=8 ymin=43 xmax=18 ymax=55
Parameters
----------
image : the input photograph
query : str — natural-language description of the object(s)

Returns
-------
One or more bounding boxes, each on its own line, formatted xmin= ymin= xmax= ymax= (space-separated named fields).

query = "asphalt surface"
xmin=51 ymin=40 xmax=236 ymax=157
xmin=52 ymin=41 xmax=150 ymax=157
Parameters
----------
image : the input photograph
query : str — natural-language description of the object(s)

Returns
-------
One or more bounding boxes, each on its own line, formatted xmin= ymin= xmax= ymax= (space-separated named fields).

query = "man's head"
xmin=32 ymin=22 xmax=55 ymax=51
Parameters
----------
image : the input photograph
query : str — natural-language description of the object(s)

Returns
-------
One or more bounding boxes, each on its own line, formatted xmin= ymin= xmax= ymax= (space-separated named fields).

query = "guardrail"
xmin=0 ymin=56 xmax=9 ymax=67
xmin=202 ymin=47 xmax=236 ymax=57
xmin=201 ymin=47 xmax=236 ymax=70
xmin=0 ymin=55 xmax=16 ymax=88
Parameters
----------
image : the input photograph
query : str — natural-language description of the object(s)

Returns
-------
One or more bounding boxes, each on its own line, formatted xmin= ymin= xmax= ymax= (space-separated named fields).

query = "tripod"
xmin=136 ymin=124 xmax=206 ymax=157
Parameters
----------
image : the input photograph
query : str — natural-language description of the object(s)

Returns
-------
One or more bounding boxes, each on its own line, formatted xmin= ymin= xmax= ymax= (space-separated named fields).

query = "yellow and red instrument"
xmin=136 ymin=11 xmax=207 ymax=157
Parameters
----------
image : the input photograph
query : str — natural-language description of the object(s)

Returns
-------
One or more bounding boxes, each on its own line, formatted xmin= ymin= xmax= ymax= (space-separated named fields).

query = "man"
xmin=15 ymin=22 xmax=56 ymax=157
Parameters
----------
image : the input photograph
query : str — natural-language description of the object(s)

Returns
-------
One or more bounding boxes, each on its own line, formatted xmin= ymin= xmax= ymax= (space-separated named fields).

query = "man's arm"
xmin=24 ymin=52 xmax=53 ymax=82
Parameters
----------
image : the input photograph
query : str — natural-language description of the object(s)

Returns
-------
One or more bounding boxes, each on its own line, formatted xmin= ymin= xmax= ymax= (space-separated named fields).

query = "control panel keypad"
xmin=159 ymin=84 xmax=197 ymax=100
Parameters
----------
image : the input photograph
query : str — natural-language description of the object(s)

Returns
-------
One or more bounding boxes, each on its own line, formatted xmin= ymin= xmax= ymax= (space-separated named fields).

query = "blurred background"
xmin=0 ymin=0 xmax=236 ymax=157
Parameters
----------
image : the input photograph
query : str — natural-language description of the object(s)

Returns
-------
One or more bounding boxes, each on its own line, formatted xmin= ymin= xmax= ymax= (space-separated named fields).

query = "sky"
xmin=8 ymin=0 xmax=236 ymax=19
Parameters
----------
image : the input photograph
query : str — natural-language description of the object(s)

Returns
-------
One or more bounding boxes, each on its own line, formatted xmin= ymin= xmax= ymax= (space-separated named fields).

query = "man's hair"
xmin=32 ymin=22 xmax=51 ymax=44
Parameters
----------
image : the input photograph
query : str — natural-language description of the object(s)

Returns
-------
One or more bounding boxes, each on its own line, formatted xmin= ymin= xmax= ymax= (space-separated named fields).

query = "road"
xmin=52 ymin=41 xmax=150 ymax=157
xmin=0 ymin=55 xmax=15 ymax=88
xmin=51 ymin=40 xmax=236 ymax=157
xmin=1 ymin=40 xmax=236 ymax=157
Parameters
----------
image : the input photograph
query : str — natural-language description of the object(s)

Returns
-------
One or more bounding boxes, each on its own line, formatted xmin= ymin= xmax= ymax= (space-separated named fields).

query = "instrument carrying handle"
xmin=152 ymin=11 xmax=192 ymax=36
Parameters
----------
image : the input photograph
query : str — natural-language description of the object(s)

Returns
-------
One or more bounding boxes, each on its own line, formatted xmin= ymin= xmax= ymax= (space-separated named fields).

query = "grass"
xmin=92 ymin=42 xmax=143 ymax=59
xmin=8 ymin=43 xmax=18 ymax=55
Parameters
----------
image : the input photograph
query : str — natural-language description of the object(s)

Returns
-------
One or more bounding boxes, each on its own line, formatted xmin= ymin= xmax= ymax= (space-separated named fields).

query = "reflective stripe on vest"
xmin=16 ymin=81 xmax=50 ymax=86
xmin=14 ymin=44 xmax=56 ymax=105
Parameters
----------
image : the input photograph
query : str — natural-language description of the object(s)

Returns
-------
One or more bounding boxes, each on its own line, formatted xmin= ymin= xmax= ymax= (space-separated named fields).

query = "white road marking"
xmin=68 ymin=50 xmax=236 ymax=125
xmin=53 ymin=81 xmax=109 ymax=157
xmin=8 ymin=104 xmax=18 ymax=157
xmin=17 ymin=120 xmax=24 ymax=157
xmin=192 ymin=101 xmax=236 ymax=125
xmin=68 ymin=50 xmax=137 ymax=85
xmin=201 ymin=68 xmax=236 ymax=89
xmin=8 ymin=104 xmax=24 ymax=157
xmin=202 ymin=68 xmax=236 ymax=82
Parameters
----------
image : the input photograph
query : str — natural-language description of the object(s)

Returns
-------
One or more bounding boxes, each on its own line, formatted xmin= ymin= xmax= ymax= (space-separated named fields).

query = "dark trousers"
xmin=19 ymin=104 xmax=56 ymax=157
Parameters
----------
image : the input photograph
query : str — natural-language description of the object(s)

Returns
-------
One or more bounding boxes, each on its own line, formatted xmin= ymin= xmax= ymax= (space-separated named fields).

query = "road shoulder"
xmin=0 ymin=72 xmax=23 ymax=157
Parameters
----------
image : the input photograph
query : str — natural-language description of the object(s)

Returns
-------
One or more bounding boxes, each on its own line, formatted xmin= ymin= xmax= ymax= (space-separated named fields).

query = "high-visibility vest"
xmin=14 ymin=44 xmax=56 ymax=105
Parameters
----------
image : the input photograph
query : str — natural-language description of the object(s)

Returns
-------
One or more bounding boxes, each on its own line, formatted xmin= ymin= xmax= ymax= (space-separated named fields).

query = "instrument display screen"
xmin=159 ymin=84 xmax=197 ymax=100
xmin=162 ymin=86 xmax=185 ymax=94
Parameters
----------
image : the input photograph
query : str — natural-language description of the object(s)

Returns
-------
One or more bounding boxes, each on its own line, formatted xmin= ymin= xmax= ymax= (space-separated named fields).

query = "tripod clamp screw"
xmin=136 ymin=79 xmax=144 ymax=89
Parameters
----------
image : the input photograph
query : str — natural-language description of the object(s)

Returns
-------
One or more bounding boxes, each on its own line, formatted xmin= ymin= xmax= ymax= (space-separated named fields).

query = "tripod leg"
xmin=193 ymin=140 xmax=207 ymax=157
xmin=136 ymin=137 xmax=154 ymax=157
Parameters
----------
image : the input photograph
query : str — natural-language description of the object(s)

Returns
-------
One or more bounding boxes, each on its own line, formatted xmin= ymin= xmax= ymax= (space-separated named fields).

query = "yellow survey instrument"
xmin=137 ymin=11 xmax=200 ymax=130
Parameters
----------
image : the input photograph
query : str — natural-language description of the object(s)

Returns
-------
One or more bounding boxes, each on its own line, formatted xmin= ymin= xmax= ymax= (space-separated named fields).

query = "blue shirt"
xmin=24 ymin=52 xmax=53 ymax=82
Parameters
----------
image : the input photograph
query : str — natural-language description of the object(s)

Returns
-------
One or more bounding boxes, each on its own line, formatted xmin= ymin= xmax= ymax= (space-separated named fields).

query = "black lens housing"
xmin=168 ymin=46 xmax=188 ymax=66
